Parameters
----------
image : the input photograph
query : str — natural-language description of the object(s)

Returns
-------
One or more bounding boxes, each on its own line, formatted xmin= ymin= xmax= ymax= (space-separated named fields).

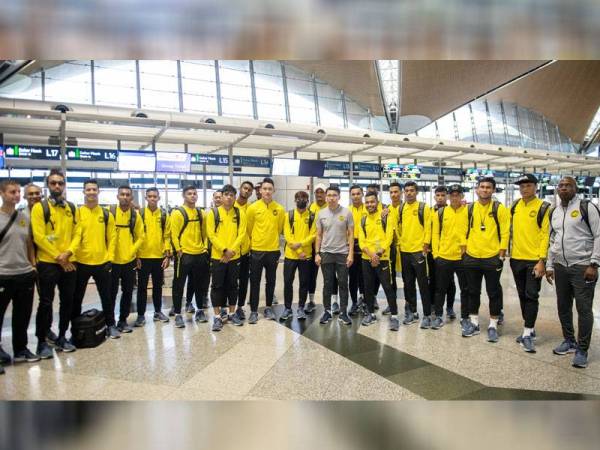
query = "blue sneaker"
xmin=194 ymin=310 xmax=208 ymax=323
xmin=229 ymin=313 xmax=243 ymax=327
xmin=446 ymin=307 xmax=457 ymax=320
xmin=420 ymin=316 xmax=432 ymax=329
xmin=431 ymin=316 xmax=444 ymax=329
xmin=220 ymin=308 xmax=228 ymax=321
xmin=296 ymin=308 xmax=307 ymax=320
xmin=361 ymin=313 xmax=377 ymax=326
xmin=279 ymin=308 xmax=293 ymax=321
xmin=331 ymin=302 xmax=340 ymax=315
xmin=348 ymin=303 xmax=359 ymax=317
xmin=264 ymin=307 xmax=276 ymax=321
xmin=389 ymin=317 xmax=400 ymax=331
xmin=487 ymin=327 xmax=499 ymax=343
xmin=553 ymin=339 xmax=577 ymax=355
xmin=174 ymin=314 xmax=185 ymax=328
xmin=304 ymin=301 xmax=316 ymax=314
xmin=319 ymin=310 xmax=332 ymax=324
xmin=0 ymin=345 xmax=12 ymax=365
xmin=248 ymin=311 xmax=259 ymax=325
xmin=516 ymin=330 xmax=537 ymax=343
xmin=460 ymin=318 xmax=470 ymax=333
xmin=212 ymin=317 xmax=223 ymax=332
xmin=403 ymin=311 xmax=417 ymax=325
xmin=462 ymin=321 xmax=480 ymax=337
xmin=338 ymin=312 xmax=352 ymax=325
xmin=236 ymin=307 xmax=246 ymax=321
xmin=572 ymin=349 xmax=588 ymax=368
xmin=521 ymin=335 xmax=536 ymax=353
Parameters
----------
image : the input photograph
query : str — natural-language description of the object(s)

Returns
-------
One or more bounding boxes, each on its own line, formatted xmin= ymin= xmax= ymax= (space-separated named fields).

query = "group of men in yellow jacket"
xmin=8 ymin=168 xmax=578 ymax=367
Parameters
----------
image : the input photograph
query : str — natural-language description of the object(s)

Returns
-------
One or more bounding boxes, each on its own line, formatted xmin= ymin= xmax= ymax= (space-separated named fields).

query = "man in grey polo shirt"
xmin=315 ymin=185 xmax=354 ymax=325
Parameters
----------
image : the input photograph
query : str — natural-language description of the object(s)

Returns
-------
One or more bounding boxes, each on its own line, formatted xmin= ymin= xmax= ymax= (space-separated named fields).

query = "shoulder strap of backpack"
xmin=308 ymin=211 xmax=315 ymax=230
xmin=438 ymin=206 xmax=445 ymax=237
xmin=196 ymin=207 xmax=204 ymax=241
xmin=160 ymin=209 xmax=167 ymax=231
xmin=41 ymin=199 xmax=51 ymax=225
xmin=382 ymin=214 xmax=387 ymax=232
xmin=102 ymin=207 xmax=110 ymax=246
xmin=549 ymin=206 xmax=556 ymax=235
xmin=580 ymin=199 xmax=598 ymax=234
xmin=66 ymin=201 xmax=76 ymax=224
xmin=492 ymin=200 xmax=501 ymax=243
xmin=418 ymin=202 xmax=425 ymax=227
xmin=176 ymin=206 xmax=189 ymax=243
xmin=466 ymin=203 xmax=475 ymax=239
xmin=398 ymin=202 xmax=405 ymax=225
xmin=0 ymin=210 xmax=19 ymax=245
xmin=288 ymin=210 xmax=295 ymax=233
xmin=109 ymin=205 xmax=116 ymax=218
xmin=510 ymin=199 xmax=520 ymax=217
xmin=233 ymin=206 xmax=240 ymax=233
xmin=212 ymin=207 xmax=220 ymax=232
xmin=140 ymin=207 xmax=146 ymax=232
xmin=129 ymin=209 xmax=136 ymax=237
xmin=537 ymin=201 xmax=551 ymax=229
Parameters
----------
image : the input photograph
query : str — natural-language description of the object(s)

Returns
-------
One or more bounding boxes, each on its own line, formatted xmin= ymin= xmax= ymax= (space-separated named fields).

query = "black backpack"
xmin=41 ymin=199 xmax=76 ymax=229
xmin=467 ymin=200 xmax=502 ymax=243
xmin=288 ymin=209 xmax=315 ymax=234
xmin=398 ymin=201 xmax=425 ymax=227
xmin=360 ymin=214 xmax=388 ymax=237
xmin=109 ymin=205 xmax=138 ymax=238
xmin=213 ymin=206 xmax=241 ymax=233
xmin=71 ymin=309 xmax=107 ymax=348
xmin=549 ymin=199 xmax=600 ymax=235
xmin=140 ymin=207 xmax=167 ymax=232
xmin=174 ymin=206 xmax=204 ymax=243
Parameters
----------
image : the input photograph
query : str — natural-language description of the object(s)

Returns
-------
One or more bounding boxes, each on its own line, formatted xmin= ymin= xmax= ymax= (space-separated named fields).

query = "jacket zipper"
xmin=561 ymin=207 xmax=568 ymax=267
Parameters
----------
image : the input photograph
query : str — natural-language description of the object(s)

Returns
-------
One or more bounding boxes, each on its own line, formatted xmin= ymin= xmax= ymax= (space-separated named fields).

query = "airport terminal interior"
xmin=0 ymin=59 xmax=600 ymax=401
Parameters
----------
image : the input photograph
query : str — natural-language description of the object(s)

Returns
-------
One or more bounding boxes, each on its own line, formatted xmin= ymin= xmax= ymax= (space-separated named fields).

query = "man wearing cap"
xmin=308 ymin=183 xmax=337 ymax=312
xmin=459 ymin=176 xmax=510 ymax=342
xmin=430 ymin=184 xmax=469 ymax=330
xmin=546 ymin=176 xmax=600 ymax=368
xmin=509 ymin=174 xmax=551 ymax=353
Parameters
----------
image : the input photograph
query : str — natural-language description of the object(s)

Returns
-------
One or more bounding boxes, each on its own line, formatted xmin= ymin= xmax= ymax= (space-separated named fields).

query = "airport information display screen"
xmin=156 ymin=152 xmax=191 ymax=173
xmin=118 ymin=151 xmax=156 ymax=172
xmin=272 ymin=158 xmax=300 ymax=176
xmin=0 ymin=146 xmax=4 ymax=169
xmin=465 ymin=168 xmax=494 ymax=181
xmin=382 ymin=163 xmax=402 ymax=179
xmin=298 ymin=160 xmax=325 ymax=177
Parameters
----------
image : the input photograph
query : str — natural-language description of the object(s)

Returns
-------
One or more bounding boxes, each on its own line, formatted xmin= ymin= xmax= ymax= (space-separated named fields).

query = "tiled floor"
xmin=1 ymin=264 xmax=599 ymax=400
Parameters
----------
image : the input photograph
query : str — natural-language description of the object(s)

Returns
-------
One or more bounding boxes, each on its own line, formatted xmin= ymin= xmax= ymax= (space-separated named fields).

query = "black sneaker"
xmin=446 ymin=308 xmax=457 ymax=320
xmin=319 ymin=310 xmax=332 ymax=324
xmin=279 ymin=308 xmax=293 ymax=321
xmin=248 ymin=311 xmax=259 ymax=324
xmin=229 ymin=313 xmax=243 ymax=326
xmin=338 ymin=312 xmax=352 ymax=325
xmin=14 ymin=349 xmax=41 ymax=363
xmin=220 ymin=308 xmax=228 ymax=321
xmin=331 ymin=302 xmax=340 ymax=315
xmin=55 ymin=337 xmax=76 ymax=353
xmin=264 ymin=307 xmax=276 ymax=321
xmin=168 ymin=307 xmax=175 ymax=317
xmin=186 ymin=303 xmax=196 ymax=315
xmin=348 ymin=303 xmax=359 ymax=317
xmin=174 ymin=314 xmax=185 ymax=328
xmin=117 ymin=320 xmax=133 ymax=333
xmin=305 ymin=301 xmax=316 ymax=314
xmin=46 ymin=330 xmax=59 ymax=345
xmin=134 ymin=315 xmax=146 ymax=327
xmin=194 ymin=310 xmax=208 ymax=323
xmin=0 ymin=345 xmax=12 ymax=365
xmin=236 ymin=307 xmax=246 ymax=321
xmin=36 ymin=342 xmax=54 ymax=359
xmin=153 ymin=311 xmax=170 ymax=323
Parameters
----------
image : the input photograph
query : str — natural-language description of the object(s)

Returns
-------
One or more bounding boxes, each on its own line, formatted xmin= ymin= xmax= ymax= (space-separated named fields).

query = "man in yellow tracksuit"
xmin=307 ymin=183 xmax=329 ymax=310
xmin=170 ymin=185 xmax=209 ymax=328
xmin=246 ymin=177 xmax=285 ymax=324
xmin=358 ymin=192 xmax=400 ymax=331
xmin=110 ymin=185 xmax=145 ymax=334
xmin=430 ymin=184 xmax=469 ymax=331
xmin=398 ymin=180 xmax=431 ymax=326
xmin=32 ymin=169 xmax=78 ymax=356
xmin=135 ymin=187 xmax=171 ymax=327
xmin=70 ymin=179 xmax=118 ymax=338
xmin=348 ymin=184 xmax=367 ymax=316
xmin=206 ymin=184 xmax=247 ymax=331
xmin=459 ymin=176 xmax=510 ymax=342
xmin=234 ymin=180 xmax=254 ymax=320
xmin=281 ymin=190 xmax=317 ymax=321
xmin=509 ymin=174 xmax=550 ymax=353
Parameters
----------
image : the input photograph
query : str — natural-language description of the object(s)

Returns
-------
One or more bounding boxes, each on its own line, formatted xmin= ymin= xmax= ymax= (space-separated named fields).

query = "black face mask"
xmin=50 ymin=190 xmax=62 ymax=199
xmin=296 ymin=200 xmax=308 ymax=209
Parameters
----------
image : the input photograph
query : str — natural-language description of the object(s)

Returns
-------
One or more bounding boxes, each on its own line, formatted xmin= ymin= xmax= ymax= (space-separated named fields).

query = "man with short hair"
xmin=206 ymin=184 xmax=247 ymax=331
xmin=359 ymin=192 xmax=400 ymax=331
xmin=348 ymin=185 xmax=366 ymax=316
xmin=32 ymin=169 xmax=78 ymax=357
xmin=546 ymin=176 xmax=600 ymax=368
xmin=431 ymin=185 xmax=457 ymax=319
xmin=282 ymin=190 xmax=316 ymax=321
xmin=431 ymin=184 xmax=469 ymax=330
xmin=315 ymin=185 xmax=354 ymax=325
xmin=135 ymin=187 xmax=171 ymax=327
xmin=398 ymin=181 xmax=431 ymax=326
xmin=234 ymin=180 xmax=254 ymax=320
xmin=0 ymin=179 xmax=40 ymax=368
xmin=110 ymin=185 xmax=145 ymax=333
xmin=170 ymin=185 xmax=210 ymax=328
xmin=212 ymin=190 xmax=223 ymax=208
xmin=509 ymin=174 xmax=551 ymax=353
xmin=254 ymin=182 xmax=262 ymax=201
xmin=246 ymin=178 xmax=285 ymax=324
xmin=460 ymin=177 xmax=510 ymax=342
xmin=22 ymin=183 xmax=42 ymax=218
xmin=70 ymin=179 xmax=118 ymax=338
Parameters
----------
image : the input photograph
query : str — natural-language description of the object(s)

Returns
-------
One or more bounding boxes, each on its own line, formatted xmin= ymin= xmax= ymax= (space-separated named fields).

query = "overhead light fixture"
xmin=53 ymin=104 xmax=71 ymax=113
xmin=131 ymin=110 xmax=148 ymax=118
xmin=205 ymin=118 xmax=216 ymax=124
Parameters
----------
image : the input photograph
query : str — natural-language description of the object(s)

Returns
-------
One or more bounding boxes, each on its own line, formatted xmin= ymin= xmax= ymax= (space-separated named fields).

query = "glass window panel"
xmin=45 ymin=61 xmax=92 ymax=104
xmin=253 ymin=61 xmax=286 ymax=121
xmin=0 ymin=71 xmax=42 ymax=100
xmin=94 ymin=60 xmax=138 ymax=108
xmin=418 ymin=122 xmax=438 ymax=138
xmin=436 ymin=113 xmax=455 ymax=140
xmin=454 ymin=106 xmax=473 ymax=141
xmin=219 ymin=60 xmax=253 ymax=118
xmin=346 ymin=97 xmax=371 ymax=130
xmin=317 ymin=81 xmax=344 ymax=128
xmin=488 ymin=101 xmax=507 ymax=145
xmin=139 ymin=60 xmax=178 ymax=111
xmin=472 ymin=101 xmax=491 ymax=144
xmin=285 ymin=64 xmax=316 ymax=125
xmin=181 ymin=60 xmax=218 ymax=115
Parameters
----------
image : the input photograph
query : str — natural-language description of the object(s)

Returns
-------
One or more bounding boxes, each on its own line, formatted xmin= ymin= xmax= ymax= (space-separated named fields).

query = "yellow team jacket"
xmin=350 ymin=203 xmax=367 ymax=239
xmin=112 ymin=207 xmax=145 ymax=264
xmin=283 ymin=209 xmax=317 ymax=260
xmin=71 ymin=205 xmax=116 ymax=265
xmin=170 ymin=205 xmax=207 ymax=255
xmin=358 ymin=210 xmax=396 ymax=261
xmin=247 ymin=199 xmax=285 ymax=252
xmin=137 ymin=207 xmax=171 ymax=259
xmin=31 ymin=200 xmax=78 ymax=264
xmin=309 ymin=201 xmax=327 ymax=216
xmin=510 ymin=198 xmax=550 ymax=261
xmin=234 ymin=200 xmax=251 ymax=256
xmin=206 ymin=205 xmax=247 ymax=261
xmin=398 ymin=201 xmax=431 ymax=253
xmin=431 ymin=205 xmax=467 ymax=261
xmin=459 ymin=200 xmax=510 ymax=259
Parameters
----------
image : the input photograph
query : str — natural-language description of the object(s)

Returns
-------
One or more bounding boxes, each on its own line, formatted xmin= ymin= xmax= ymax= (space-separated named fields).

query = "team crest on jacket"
xmin=98 ymin=216 xmax=105 ymax=223
xmin=413 ymin=210 xmax=418 ymax=216
xmin=529 ymin=211 xmax=536 ymax=218
xmin=376 ymin=219 xmax=382 ymax=225
xmin=338 ymin=215 xmax=345 ymax=221
xmin=19 ymin=219 xmax=26 ymax=227
xmin=304 ymin=218 xmax=309 ymax=224
xmin=488 ymin=212 xmax=494 ymax=217
xmin=272 ymin=210 xmax=278 ymax=216
xmin=571 ymin=210 xmax=579 ymax=218
xmin=66 ymin=210 xmax=72 ymax=217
